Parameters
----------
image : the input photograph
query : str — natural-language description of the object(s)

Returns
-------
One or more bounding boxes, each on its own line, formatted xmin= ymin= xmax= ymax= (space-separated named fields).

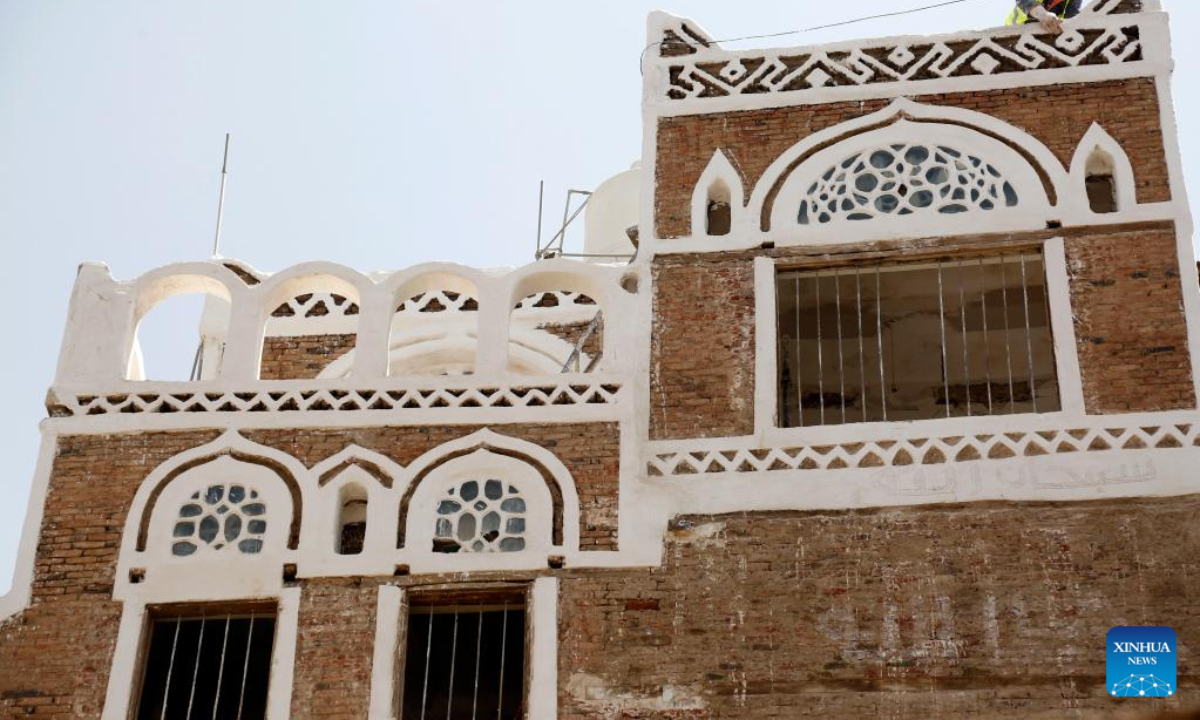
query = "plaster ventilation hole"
xmin=706 ymin=180 xmax=732 ymax=236
xmin=797 ymin=144 xmax=1018 ymax=225
xmin=337 ymin=484 xmax=368 ymax=556
xmin=1085 ymin=148 xmax=1118 ymax=214
xmin=432 ymin=480 xmax=526 ymax=553
xmin=171 ymin=485 xmax=266 ymax=557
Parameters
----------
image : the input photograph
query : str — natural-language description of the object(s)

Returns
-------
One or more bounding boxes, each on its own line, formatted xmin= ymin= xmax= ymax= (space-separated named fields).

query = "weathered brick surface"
xmin=538 ymin=321 xmax=604 ymax=365
xmin=0 ymin=431 xmax=221 ymax=718
xmin=656 ymin=78 xmax=1169 ymax=237
xmin=290 ymin=578 xmax=380 ymax=717
xmin=651 ymin=254 xmax=756 ymax=440
xmin=558 ymin=497 xmax=1200 ymax=719
xmin=1066 ymin=225 xmax=1195 ymax=413
xmin=244 ymin=423 xmax=620 ymax=550
xmin=260 ymin=333 xmax=357 ymax=380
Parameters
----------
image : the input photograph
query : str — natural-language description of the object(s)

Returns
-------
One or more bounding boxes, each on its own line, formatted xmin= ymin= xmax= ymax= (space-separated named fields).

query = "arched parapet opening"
xmin=1069 ymin=123 xmax=1138 ymax=218
xmin=506 ymin=260 xmax=623 ymax=374
xmin=396 ymin=430 xmax=580 ymax=566
xmin=308 ymin=445 xmax=402 ymax=560
xmin=126 ymin=265 xmax=245 ymax=381
xmin=748 ymin=99 xmax=1069 ymax=246
xmin=381 ymin=265 xmax=488 ymax=378
xmin=116 ymin=432 xmax=310 ymax=599
xmin=691 ymin=150 xmax=746 ymax=238
xmin=255 ymin=263 xmax=372 ymax=380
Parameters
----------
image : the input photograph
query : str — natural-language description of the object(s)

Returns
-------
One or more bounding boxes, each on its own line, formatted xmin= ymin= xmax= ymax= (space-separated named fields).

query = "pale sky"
xmin=2 ymin=0 xmax=1198 ymax=593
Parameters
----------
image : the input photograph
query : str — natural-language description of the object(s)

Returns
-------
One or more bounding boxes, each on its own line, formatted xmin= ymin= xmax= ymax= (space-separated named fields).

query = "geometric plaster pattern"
xmin=434 ymin=479 xmax=527 ymax=554
xmin=666 ymin=22 xmax=1141 ymax=102
xmin=648 ymin=424 xmax=1195 ymax=476
xmin=272 ymin=292 xmax=360 ymax=318
xmin=49 ymin=381 xmax=622 ymax=417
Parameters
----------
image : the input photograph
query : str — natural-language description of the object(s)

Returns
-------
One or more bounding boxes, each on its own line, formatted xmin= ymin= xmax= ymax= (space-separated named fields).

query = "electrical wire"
xmin=640 ymin=0 xmax=991 ymax=71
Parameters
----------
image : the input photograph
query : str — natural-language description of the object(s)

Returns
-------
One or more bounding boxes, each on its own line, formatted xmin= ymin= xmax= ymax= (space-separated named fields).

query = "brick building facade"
xmin=3 ymin=1 xmax=1200 ymax=717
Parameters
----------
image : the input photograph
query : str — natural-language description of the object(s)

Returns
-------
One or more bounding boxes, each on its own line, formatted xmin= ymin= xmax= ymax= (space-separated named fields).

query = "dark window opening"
xmin=337 ymin=488 xmax=368 ymax=556
xmin=776 ymin=250 xmax=1060 ymax=428
xmin=1087 ymin=174 xmax=1117 ymax=214
xmin=136 ymin=604 xmax=276 ymax=720
xmin=706 ymin=200 xmax=731 ymax=236
xmin=402 ymin=592 xmax=526 ymax=720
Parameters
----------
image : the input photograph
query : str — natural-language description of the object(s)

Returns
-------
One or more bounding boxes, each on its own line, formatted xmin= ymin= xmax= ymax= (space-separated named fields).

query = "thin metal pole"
xmin=185 ymin=614 xmax=207 ymax=720
xmin=211 ymin=616 xmax=232 ymax=720
xmin=471 ymin=607 xmax=484 ymax=720
xmin=235 ymin=613 xmax=255 ymax=720
xmin=978 ymin=257 xmax=994 ymax=415
xmin=937 ymin=261 xmax=950 ymax=418
xmin=1000 ymin=258 xmax=1016 ymax=414
xmin=496 ymin=603 xmax=509 ymax=720
xmin=1020 ymin=254 xmax=1038 ymax=412
xmin=160 ymin=618 xmax=184 ymax=720
xmin=957 ymin=259 xmax=971 ymax=417
xmin=211 ymin=133 xmax=231 ymax=259
xmin=855 ymin=268 xmax=867 ymax=423
xmin=446 ymin=608 xmax=460 ymax=720
xmin=535 ymin=181 xmax=544 ymax=260
xmin=834 ymin=272 xmax=846 ymax=424
xmin=814 ymin=272 xmax=826 ymax=425
xmin=876 ymin=266 xmax=887 ymax=421
xmin=420 ymin=613 xmax=435 ymax=720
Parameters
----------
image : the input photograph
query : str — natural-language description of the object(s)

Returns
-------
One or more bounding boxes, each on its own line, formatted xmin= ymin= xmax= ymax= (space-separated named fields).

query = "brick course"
xmin=557 ymin=496 xmax=1200 ymax=719
xmin=655 ymin=78 xmax=1170 ymax=238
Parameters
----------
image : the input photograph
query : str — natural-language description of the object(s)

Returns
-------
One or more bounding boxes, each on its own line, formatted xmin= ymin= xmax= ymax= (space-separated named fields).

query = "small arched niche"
xmin=1084 ymin=148 xmax=1118 ymax=214
xmin=510 ymin=291 xmax=603 ymax=374
xmin=691 ymin=150 xmax=744 ymax=238
xmin=261 ymin=288 xmax=361 ymax=380
xmin=388 ymin=277 xmax=481 ymax=377
xmin=129 ymin=277 xmax=232 ymax=382
xmin=336 ymin=482 xmax=369 ymax=555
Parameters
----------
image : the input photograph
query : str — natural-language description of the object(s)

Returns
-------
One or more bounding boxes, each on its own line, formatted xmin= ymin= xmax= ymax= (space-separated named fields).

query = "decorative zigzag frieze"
xmin=48 ymin=382 xmax=622 ymax=417
xmin=647 ymin=424 xmax=1194 ymax=477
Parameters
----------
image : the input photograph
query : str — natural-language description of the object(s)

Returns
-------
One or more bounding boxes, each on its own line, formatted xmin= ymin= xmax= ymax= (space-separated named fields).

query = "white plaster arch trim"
xmin=306 ymin=445 xmax=403 ymax=563
xmin=1068 ymin=123 xmax=1139 ymax=218
xmin=747 ymin=99 xmax=1070 ymax=237
xmin=766 ymin=120 xmax=1051 ymax=245
xmin=132 ymin=266 xmax=243 ymax=321
xmin=379 ymin=262 xmax=490 ymax=303
xmin=506 ymin=258 xmax=622 ymax=370
xmin=257 ymin=261 xmax=372 ymax=311
xmin=691 ymin=150 xmax=748 ymax=237
xmin=114 ymin=431 xmax=313 ymax=602
xmin=398 ymin=429 xmax=582 ymax=561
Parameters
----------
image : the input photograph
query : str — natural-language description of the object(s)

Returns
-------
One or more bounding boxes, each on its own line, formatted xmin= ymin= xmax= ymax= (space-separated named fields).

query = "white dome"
xmin=583 ymin=162 xmax=641 ymax=258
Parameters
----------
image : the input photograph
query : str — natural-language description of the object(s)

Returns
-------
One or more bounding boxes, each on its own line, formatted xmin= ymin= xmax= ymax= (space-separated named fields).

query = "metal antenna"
xmin=534 ymin=180 xmax=544 ymax=261
xmin=211 ymin=133 xmax=232 ymax=258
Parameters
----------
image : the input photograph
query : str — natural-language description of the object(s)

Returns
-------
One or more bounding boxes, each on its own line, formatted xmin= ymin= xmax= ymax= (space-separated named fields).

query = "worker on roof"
xmin=1006 ymin=0 xmax=1083 ymax=34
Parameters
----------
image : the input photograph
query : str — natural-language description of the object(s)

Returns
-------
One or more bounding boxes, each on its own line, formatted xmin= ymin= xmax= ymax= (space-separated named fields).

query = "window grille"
xmin=171 ymin=485 xmax=267 ymax=558
xmin=136 ymin=605 xmax=276 ymax=720
xmin=776 ymin=251 xmax=1060 ymax=428
xmin=433 ymin=480 xmax=527 ymax=554
xmin=402 ymin=595 xmax=525 ymax=720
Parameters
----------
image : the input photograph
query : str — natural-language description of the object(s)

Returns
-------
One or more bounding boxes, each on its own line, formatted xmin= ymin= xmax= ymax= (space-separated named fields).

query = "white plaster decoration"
xmin=767 ymin=121 xmax=1050 ymax=246
xmin=48 ymin=380 xmax=623 ymax=417
xmin=368 ymin=585 xmax=404 ymax=719
xmin=1067 ymin=123 xmax=1139 ymax=220
xmin=1042 ymin=237 xmax=1086 ymax=415
xmin=527 ymin=577 xmax=559 ymax=720
xmin=690 ymin=150 xmax=747 ymax=237
xmin=644 ymin=5 xmax=1155 ymax=118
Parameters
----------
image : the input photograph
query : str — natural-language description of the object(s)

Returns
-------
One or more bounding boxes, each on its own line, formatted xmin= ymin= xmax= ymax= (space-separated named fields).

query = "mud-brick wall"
xmin=290 ymin=578 xmax=382 ymax=717
xmin=1066 ymin=225 xmax=1195 ymax=413
xmin=558 ymin=496 xmax=1200 ymax=719
xmin=260 ymin=333 xmax=357 ymax=380
xmin=654 ymin=78 xmax=1170 ymax=238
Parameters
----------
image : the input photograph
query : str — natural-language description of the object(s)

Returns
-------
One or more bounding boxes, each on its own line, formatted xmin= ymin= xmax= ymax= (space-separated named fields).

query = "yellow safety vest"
xmin=1006 ymin=1 xmax=1069 ymax=26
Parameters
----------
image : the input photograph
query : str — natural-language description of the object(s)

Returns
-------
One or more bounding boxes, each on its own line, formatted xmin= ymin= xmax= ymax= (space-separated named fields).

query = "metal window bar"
xmin=777 ymin=252 xmax=1057 ymax=428
xmin=137 ymin=610 xmax=274 ymax=720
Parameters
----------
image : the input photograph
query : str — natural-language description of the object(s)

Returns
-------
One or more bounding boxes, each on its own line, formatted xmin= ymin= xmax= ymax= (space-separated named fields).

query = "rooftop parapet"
xmin=643 ymin=0 xmax=1164 ymax=116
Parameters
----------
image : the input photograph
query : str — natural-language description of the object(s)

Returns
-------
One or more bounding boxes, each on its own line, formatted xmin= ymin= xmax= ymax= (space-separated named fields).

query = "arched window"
xmin=510 ymin=291 xmax=603 ymax=374
xmin=706 ymin=181 xmax=732 ymax=236
xmin=170 ymin=483 xmax=268 ymax=557
xmin=1085 ymin=148 xmax=1118 ymax=214
xmin=433 ymin=479 xmax=527 ymax=553
xmin=388 ymin=289 xmax=480 ymax=376
xmin=130 ymin=276 xmax=233 ymax=381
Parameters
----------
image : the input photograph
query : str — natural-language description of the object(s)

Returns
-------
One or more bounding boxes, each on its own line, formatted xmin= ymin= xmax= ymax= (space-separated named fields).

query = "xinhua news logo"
xmin=1107 ymin=626 xmax=1177 ymax=698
